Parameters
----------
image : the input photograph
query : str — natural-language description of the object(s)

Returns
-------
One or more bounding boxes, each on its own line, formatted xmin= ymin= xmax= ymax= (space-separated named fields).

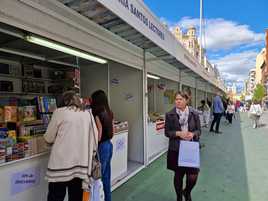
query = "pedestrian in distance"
xmin=226 ymin=101 xmax=235 ymax=124
xmin=210 ymin=92 xmax=224 ymax=134
xmin=249 ymin=100 xmax=263 ymax=129
xmin=197 ymin=100 xmax=210 ymax=128
xmin=165 ymin=91 xmax=201 ymax=201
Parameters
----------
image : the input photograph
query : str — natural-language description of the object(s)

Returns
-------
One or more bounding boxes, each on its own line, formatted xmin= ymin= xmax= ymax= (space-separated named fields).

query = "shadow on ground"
xmin=193 ymin=114 xmax=250 ymax=201
xmin=112 ymin=113 xmax=253 ymax=201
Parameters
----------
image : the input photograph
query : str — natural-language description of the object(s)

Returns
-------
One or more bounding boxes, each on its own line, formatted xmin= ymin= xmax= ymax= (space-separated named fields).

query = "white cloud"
xmin=161 ymin=16 xmax=264 ymax=89
xmin=210 ymin=50 xmax=258 ymax=82
xmin=168 ymin=17 xmax=265 ymax=51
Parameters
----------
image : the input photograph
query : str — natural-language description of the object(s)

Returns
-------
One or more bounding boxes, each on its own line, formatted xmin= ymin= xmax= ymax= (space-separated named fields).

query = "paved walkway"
xmin=112 ymin=111 xmax=268 ymax=201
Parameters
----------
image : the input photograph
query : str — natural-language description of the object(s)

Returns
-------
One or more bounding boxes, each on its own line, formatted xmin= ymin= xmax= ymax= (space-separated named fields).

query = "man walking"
xmin=210 ymin=92 xmax=224 ymax=134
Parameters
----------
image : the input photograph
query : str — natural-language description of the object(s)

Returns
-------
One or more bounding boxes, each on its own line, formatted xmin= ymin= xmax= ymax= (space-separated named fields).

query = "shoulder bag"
xmin=89 ymin=111 xmax=102 ymax=180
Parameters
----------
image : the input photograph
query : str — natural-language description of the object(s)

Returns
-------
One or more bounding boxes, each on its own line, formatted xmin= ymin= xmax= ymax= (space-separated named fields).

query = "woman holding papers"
xmin=165 ymin=91 xmax=201 ymax=201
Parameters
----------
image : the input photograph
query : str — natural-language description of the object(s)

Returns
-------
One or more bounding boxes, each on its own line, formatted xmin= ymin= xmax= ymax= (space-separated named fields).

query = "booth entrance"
xmin=147 ymin=75 xmax=179 ymax=163
xmin=80 ymin=60 xmax=144 ymax=187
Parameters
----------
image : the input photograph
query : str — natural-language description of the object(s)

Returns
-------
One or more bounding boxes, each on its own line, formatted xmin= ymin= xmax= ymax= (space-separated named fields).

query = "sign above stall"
xmin=97 ymin=0 xmax=209 ymax=83
xmin=97 ymin=0 xmax=171 ymax=54
xmin=115 ymin=0 xmax=164 ymax=41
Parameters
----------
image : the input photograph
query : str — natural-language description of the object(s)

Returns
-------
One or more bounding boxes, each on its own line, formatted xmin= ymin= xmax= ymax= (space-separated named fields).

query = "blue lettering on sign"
xmin=117 ymin=0 xmax=165 ymax=40
xmin=116 ymin=137 xmax=125 ymax=152
xmin=10 ymin=167 xmax=40 ymax=195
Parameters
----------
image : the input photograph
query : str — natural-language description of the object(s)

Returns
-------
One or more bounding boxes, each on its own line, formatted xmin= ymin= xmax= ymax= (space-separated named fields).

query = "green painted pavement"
xmin=112 ymin=112 xmax=268 ymax=201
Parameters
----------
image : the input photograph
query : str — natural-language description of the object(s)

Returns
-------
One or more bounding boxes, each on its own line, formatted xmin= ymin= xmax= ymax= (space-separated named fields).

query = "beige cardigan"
xmin=44 ymin=107 xmax=98 ymax=190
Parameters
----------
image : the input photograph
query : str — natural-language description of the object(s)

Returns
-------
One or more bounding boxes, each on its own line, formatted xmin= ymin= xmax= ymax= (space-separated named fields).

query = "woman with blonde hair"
xmin=44 ymin=91 xmax=98 ymax=201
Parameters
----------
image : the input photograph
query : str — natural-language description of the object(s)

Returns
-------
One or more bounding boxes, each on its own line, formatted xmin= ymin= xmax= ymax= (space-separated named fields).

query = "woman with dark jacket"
xmin=91 ymin=90 xmax=113 ymax=201
xmin=165 ymin=91 xmax=201 ymax=201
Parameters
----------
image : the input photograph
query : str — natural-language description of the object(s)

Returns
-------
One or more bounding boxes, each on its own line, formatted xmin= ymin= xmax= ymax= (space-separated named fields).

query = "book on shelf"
xmin=4 ymin=106 xmax=17 ymax=122
xmin=0 ymin=107 xmax=4 ymax=122
xmin=19 ymin=124 xmax=47 ymax=136
xmin=18 ymin=106 xmax=37 ymax=122
xmin=36 ymin=96 xmax=57 ymax=113
xmin=35 ymin=96 xmax=57 ymax=124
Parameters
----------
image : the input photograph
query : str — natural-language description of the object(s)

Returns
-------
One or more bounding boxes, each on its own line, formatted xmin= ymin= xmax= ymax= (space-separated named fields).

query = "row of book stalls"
xmin=0 ymin=24 xmax=217 ymax=200
xmin=0 ymin=1 xmax=219 ymax=200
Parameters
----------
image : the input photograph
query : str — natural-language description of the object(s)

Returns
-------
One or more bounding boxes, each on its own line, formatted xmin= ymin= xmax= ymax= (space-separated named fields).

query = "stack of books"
xmin=35 ymin=96 xmax=57 ymax=124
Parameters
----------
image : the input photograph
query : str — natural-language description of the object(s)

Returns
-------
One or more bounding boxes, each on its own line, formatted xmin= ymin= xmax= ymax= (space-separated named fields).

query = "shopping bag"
xmin=178 ymin=140 xmax=200 ymax=168
xmin=83 ymin=191 xmax=90 ymax=201
xmin=90 ymin=179 xmax=105 ymax=201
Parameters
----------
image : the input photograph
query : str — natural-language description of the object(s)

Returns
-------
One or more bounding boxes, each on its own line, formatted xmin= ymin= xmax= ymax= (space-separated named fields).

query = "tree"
xmin=253 ymin=84 xmax=266 ymax=102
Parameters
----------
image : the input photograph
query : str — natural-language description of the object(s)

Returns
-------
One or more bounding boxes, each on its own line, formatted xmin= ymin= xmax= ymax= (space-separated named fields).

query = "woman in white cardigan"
xmin=44 ymin=91 xmax=98 ymax=201
xmin=249 ymin=100 xmax=263 ymax=128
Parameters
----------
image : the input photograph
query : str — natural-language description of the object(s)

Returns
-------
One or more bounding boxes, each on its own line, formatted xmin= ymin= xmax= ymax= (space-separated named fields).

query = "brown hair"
xmin=62 ymin=90 xmax=84 ymax=111
xmin=174 ymin=91 xmax=190 ymax=101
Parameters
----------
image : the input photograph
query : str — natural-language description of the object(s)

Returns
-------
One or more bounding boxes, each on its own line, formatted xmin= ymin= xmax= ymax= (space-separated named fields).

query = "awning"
xmin=57 ymin=0 xmax=221 ymax=88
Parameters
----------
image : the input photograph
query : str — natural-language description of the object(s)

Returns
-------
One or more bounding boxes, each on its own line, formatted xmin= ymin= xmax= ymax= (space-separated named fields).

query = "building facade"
xmin=262 ymin=30 xmax=268 ymax=93
xmin=255 ymin=48 xmax=266 ymax=85
xmin=172 ymin=26 xmax=205 ymax=66
xmin=248 ymin=69 xmax=256 ymax=95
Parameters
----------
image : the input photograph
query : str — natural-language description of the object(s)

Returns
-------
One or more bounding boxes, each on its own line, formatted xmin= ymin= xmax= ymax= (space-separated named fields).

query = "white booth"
xmin=80 ymin=60 xmax=144 ymax=186
xmin=147 ymin=76 xmax=179 ymax=162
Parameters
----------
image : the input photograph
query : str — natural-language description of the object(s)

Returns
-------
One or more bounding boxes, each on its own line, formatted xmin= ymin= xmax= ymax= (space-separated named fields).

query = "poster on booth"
xmin=10 ymin=167 xmax=40 ymax=195
xmin=155 ymin=120 xmax=165 ymax=134
xmin=115 ymin=137 xmax=126 ymax=153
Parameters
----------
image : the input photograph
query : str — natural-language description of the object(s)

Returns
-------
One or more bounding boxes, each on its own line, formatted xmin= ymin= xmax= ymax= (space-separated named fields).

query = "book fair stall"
xmin=0 ymin=23 xmax=143 ymax=199
xmin=80 ymin=60 xmax=144 ymax=187
xmin=147 ymin=75 xmax=179 ymax=162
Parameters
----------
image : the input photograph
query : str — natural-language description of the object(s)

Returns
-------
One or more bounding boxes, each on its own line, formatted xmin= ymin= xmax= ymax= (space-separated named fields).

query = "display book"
xmin=148 ymin=112 xmax=165 ymax=132
xmin=0 ymin=96 xmax=57 ymax=164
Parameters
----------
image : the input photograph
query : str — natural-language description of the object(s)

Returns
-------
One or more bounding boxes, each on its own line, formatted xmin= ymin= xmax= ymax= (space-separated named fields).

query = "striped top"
xmin=44 ymin=107 xmax=98 ymax=190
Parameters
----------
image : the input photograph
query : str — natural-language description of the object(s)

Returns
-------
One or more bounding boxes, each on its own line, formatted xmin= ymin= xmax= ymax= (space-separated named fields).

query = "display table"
xmin=147 ymin=121 xmax=169 ymax=161
xmin=111 ymin=130 xmax=128 ymax=184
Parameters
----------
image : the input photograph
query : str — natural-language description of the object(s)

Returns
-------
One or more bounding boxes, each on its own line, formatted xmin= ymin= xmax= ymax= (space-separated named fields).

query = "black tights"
xmin=174 ymin=170 xmax=198 ymax=201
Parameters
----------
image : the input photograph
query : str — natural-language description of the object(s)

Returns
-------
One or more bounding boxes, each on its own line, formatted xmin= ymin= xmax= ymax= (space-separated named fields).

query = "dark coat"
xmin=165 ymin=107 xmax=201 ymax=152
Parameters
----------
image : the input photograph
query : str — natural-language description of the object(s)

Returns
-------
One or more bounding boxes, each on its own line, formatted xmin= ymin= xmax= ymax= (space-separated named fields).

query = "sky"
xmin=144 ymin=0 xmax=268 ymax=93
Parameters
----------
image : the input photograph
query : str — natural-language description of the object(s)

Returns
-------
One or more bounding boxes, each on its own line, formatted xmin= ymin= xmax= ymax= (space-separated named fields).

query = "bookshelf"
xmin=0 ymin=57 xmax=80 ymax=166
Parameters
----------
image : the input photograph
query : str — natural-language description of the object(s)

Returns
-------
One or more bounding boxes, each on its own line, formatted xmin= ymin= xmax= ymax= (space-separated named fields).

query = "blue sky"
xmin=144 ymin=0 xmax=268 ymax=92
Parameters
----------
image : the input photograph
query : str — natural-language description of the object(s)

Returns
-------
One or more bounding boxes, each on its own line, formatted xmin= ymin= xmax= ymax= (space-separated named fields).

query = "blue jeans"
xmin=98 ymin=140 xmax=113 ymax=201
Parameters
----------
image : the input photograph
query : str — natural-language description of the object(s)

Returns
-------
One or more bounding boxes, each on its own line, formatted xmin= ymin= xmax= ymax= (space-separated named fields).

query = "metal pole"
xmin=143 ymin=49 xmax=148 ymax=166
xmin=179 ymin=70 xmax=183 ymax=91
xmin=107 ymin=61 xmax=111 ymax=104
xmin=199 ymin=0 xmax=203 ymax=64
xmin=195 ymin=78 xmax=198 ymax=108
